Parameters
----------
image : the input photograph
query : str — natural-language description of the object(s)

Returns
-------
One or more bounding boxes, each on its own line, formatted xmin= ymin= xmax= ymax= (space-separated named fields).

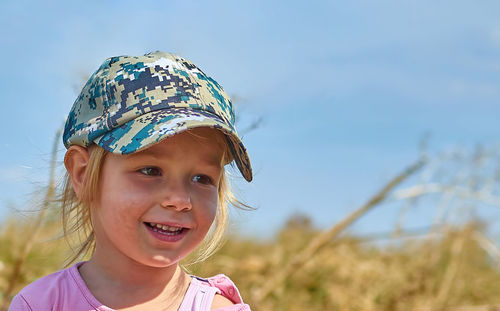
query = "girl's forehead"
xmin=182 ymin=127 xmax=226 ymax=142
xmin=164 ymin=127 xmax=226 ymax=148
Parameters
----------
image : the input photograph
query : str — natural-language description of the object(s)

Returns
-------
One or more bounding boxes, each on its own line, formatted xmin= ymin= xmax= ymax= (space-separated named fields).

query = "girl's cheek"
xmin=119 ymin=177 xmax=157 ymax=199
xmin=192 ymin=185 xmax=218 ymax=200
xmin=99 ymin=181 xmax=152 ymax=211
xmin=197 ymin=191 xmax=219 ymax=218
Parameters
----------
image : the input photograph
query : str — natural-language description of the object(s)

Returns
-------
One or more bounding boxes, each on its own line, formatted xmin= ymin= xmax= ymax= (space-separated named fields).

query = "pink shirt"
xmin=8 ymin=262 xmax=251 ymax=311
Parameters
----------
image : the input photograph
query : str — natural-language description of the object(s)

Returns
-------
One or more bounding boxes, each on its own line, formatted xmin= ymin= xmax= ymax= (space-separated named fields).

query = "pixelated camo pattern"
xmin=63 ymin=51 xmax=252 ymax=181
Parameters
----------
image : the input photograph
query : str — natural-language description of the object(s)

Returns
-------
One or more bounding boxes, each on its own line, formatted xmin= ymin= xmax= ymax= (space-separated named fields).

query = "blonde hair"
xmin=60 ymin=130 xmax=250 ymax=267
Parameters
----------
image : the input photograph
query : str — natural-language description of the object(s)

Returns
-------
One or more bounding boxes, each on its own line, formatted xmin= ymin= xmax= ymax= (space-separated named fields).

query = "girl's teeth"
xmin=150 ymin=222 xmax=182 ymax=232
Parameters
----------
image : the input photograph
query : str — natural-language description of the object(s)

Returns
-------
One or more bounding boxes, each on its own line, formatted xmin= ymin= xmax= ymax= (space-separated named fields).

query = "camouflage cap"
xmin=63 ymin=51 xmax=252 ymax=182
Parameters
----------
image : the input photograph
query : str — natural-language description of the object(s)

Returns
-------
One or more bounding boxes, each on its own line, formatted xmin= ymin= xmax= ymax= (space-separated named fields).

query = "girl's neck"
xmin=83 ymin=253 xmax=181 ymax=287
xmin=79 ymin=253 xmax=190 ymax=310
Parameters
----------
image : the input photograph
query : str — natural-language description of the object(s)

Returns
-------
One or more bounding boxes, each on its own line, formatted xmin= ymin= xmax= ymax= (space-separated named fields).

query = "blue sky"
xmin=1 ymin=0 xmax=500 ymax=239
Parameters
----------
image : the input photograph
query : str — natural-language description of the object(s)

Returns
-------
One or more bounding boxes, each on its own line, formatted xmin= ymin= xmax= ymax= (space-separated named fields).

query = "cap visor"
xmin=94 ymin=107 xmax=252 ymax=182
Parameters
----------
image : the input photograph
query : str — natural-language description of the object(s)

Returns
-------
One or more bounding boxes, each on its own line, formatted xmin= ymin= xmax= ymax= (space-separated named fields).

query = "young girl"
xmin=9 ymin=51 xmax=253 ymax=311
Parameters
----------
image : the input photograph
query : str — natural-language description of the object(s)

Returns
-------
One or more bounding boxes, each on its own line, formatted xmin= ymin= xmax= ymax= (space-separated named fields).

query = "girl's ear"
xmin=64 ymin=145 xmax=90 ymax=200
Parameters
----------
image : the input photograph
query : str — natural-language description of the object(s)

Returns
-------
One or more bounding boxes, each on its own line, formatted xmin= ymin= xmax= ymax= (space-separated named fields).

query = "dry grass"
xmin=189 ymin=222 xmax=500 ymax=311
xmin=1 ymin=210 xmax=500 ymax=310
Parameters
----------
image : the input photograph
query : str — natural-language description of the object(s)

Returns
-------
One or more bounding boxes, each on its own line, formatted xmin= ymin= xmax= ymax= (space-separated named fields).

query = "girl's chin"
xmin=138 ymin=250 xmax=191 ymax=268
xmin=149 ymin=256 xmax=181 ymax=266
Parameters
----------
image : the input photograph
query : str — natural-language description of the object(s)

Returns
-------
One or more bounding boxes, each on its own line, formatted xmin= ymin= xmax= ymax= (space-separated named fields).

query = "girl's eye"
xmin=139 ymin=167 xmax=162 ymax=176
xmin=192 ymin=174 xmax=214 ymax=185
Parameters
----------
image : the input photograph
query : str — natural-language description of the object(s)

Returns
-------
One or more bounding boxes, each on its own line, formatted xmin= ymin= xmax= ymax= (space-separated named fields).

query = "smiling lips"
xmin=145 ymin=222 xmax=189 ymax=242
xmin=147 ymin=222 xmax=184 ymax=234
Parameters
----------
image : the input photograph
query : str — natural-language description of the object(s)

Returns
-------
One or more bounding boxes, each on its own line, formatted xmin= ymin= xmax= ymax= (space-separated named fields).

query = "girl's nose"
xmin=159 ymin=182 xmax=192 ymax=212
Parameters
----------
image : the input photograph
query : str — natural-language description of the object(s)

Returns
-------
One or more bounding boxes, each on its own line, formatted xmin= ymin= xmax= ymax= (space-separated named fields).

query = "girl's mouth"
xmin=146 ymin=222 xmax=185 ymax=235
xmin=144 ymin=222 xmax=188 ymax=242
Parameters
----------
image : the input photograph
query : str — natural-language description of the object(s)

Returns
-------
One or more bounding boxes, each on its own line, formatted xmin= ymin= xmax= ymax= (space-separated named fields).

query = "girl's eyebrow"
xmin=122 ymin=151 xmax=160 ymax=162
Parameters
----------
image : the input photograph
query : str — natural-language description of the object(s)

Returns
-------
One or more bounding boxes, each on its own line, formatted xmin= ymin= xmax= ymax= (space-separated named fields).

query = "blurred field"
xmin=1 ymin=138 xmax=500 ymax=310
xmin=1 ymin=210 xmax=500 ymax=311
xmin=195 ymin=220 xmax=500 ymax=311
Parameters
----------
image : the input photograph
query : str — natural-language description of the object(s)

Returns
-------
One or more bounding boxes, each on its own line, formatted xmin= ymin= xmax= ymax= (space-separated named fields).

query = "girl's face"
xmin=90 ymin=127 xmax=224 ymax=268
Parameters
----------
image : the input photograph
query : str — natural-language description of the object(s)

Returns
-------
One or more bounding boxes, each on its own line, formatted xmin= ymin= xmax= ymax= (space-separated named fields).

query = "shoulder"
xmin=201 ymin=274 xmax=251 ymax=311
xmin=9 ymin=263 xmax=93 ymax=311
xmin=8 ymin=294 xmax=31 ymax=311
xmin=15 ymin=267 xmax=72 ymax=301
xmin=204 ymin=274 xmax=243 ymax=304
xmin=211 ymin=294 xmax=234 ymax=310
xmin=9 ymin=268 xmax=70 ymax=311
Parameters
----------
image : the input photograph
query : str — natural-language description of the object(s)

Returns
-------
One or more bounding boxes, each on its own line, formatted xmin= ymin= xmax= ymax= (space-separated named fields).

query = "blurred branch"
xmin=230 ymin=92 xmax=263 ymax=137
xmin=0 ymin=130 xmax=61 ymax=311
xmin=473 ymin=231 xmax=500 ymax=268
xmin=355 ymin=225 xmax=442 ymax=243
xmin=240 ymin=116 xmax=264 ymax=137
xmin=433 ymin=227 xmax=469 ymax=310
xmin=253 ymin=158 xmax=426 ymax=303
xmin=392 ymin=184 xmax=500 ymax=207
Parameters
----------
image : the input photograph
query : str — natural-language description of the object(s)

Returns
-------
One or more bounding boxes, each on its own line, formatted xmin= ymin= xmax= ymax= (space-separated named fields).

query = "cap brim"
xmin=94 ymin=107 xmax=252 ymax=182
